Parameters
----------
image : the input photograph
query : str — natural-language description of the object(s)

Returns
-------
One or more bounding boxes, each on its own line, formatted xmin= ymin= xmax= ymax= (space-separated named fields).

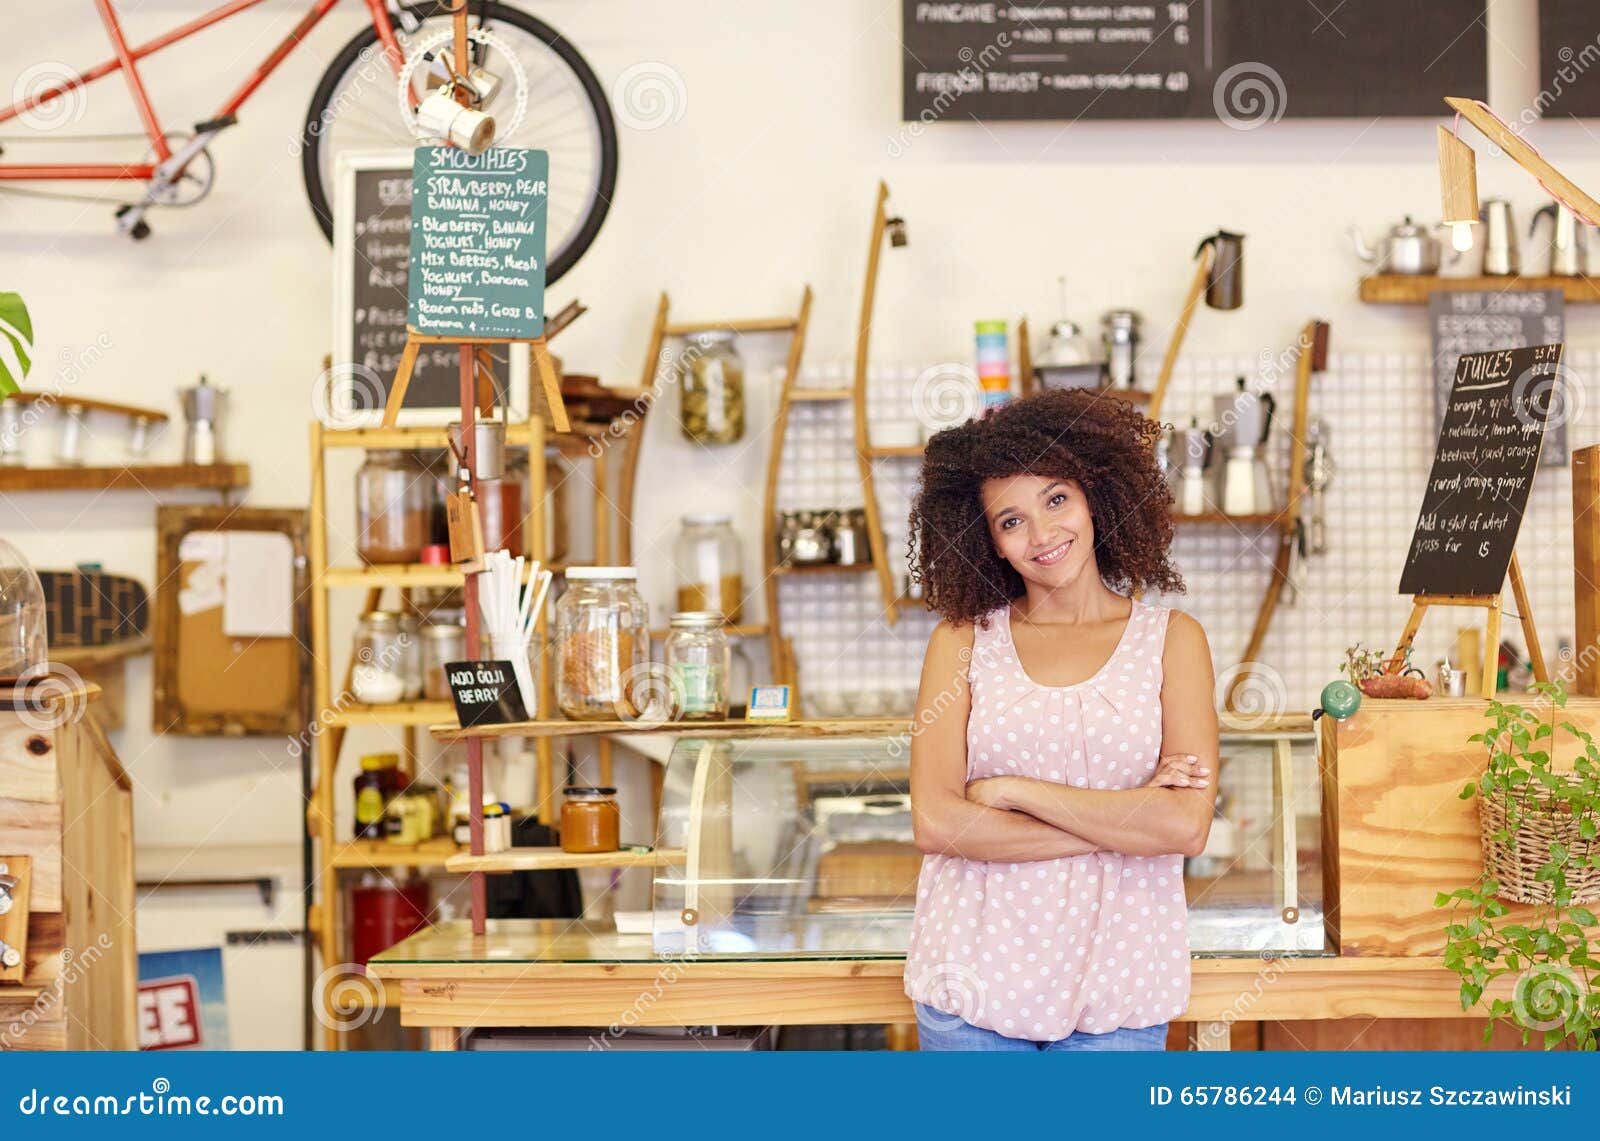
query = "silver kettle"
xmin=1349 ymin=215 xmax=1455 ymax=275
xmin=1530 ymin=201 xmax=1591 ymax=277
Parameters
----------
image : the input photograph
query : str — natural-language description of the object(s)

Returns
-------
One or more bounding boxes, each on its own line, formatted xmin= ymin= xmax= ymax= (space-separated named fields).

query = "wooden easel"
xmin=380 ymin=327 xmax=570 ymax=432
xmin=1387 ymin=551 xmax=1549 ymax=698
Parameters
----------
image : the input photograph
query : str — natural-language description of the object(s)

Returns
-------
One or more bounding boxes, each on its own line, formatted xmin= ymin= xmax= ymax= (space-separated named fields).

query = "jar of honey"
xmin=560 ymin=786 xmax=620 ymax=853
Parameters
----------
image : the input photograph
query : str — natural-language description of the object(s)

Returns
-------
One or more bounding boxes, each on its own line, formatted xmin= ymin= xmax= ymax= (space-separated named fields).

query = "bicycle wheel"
xmin=301 ymin=1 xmax=617 ymax=286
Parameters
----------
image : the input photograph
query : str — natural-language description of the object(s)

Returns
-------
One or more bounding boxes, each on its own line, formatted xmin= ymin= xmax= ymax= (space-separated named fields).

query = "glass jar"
xmin=478 ymin=452 xmax=526 ymax=555
xmin=354 ymin=753 xmax=400 ymax=840
xmin=679 ymin=331 xmax=745 ymax=444
xmin=664 ymin=611 xmax=729 ymax=721
xmin=555 ymin=567 xmax=649 ymax=721
xmin=726 ymin=641 xmax=752 ymax=717
xmin=357 ymin=449 xmax=427 ymax=564
xmin=560 ymin=786 xmax=620 ymax=853
xmin=420 ymin=622 xmax=465 ymax=701
xmin=0 ymin=538 xmax=46 ymax=681
xmin=352 ymin=611 xmax=407 ymax=704
xmin=397 ymin=614 xmax=423 ymax=700
xmin=673 ymin=514 xmax=743 ymax=622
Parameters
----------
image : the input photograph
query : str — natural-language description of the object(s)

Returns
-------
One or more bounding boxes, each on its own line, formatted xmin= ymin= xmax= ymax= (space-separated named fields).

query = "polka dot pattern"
xmin=904 ymin=598 xmax=1192 ymax=1041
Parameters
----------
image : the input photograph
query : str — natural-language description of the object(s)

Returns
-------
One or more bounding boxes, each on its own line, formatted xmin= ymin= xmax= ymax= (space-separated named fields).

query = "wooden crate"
xmin=1321 ymin=695 xmax=1600 ymax=956
xmin=0 ymin=682 xmax=137 ymax=1050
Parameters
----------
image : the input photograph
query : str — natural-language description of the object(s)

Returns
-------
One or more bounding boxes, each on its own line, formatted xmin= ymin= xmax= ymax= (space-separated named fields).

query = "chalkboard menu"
xmin=1398 ymin=343 xmax=1563 ymax=598
xmin=1429 ymin=289 xmax=1566 ymax=466
xmin=901 ymin=1 xmax=1487 ymax=122
xmin=408 ymin=146 xmax=547 ymax=340
xmin=1538 ymin=0 xmax=1600 ymax=118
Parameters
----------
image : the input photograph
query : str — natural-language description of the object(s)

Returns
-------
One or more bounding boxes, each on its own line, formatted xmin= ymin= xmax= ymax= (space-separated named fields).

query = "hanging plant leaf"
xmin=0 ymin=292 xmax=33 ymax=398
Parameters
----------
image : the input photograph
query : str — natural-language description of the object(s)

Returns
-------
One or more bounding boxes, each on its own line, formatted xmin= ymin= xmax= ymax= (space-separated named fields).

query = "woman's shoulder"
xmin=1153 ymin=606 xmax=1210 ymax=658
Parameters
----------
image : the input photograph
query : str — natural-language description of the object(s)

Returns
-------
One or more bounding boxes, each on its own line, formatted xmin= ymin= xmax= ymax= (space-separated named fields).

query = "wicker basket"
xmin=1479 ymin=784 xmax=1600 ymax=905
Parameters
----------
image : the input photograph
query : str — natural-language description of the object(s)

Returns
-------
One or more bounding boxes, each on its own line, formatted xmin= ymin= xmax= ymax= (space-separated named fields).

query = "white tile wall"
xmin=770 ymin=348 xmax=1595 ymax=718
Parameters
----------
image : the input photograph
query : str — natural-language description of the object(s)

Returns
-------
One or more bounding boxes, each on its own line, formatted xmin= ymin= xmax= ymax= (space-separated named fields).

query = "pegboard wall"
xmin=769 ymin=348 xmax=1596 ymax=719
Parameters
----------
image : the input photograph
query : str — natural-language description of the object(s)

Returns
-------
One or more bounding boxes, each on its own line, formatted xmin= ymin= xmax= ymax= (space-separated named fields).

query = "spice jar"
xmin=477 ymin=451 xmax=526 ymax=555
xmin=664 ymin=611 xmax=730 ymax=720
xmin=560 ymin=786 xmax=620 ymax=853
xmin=352 ymin=611 xmax=408 ymax=704
xmin=679 ymin=331 xmax=745 ymax=444
xmin=421 ymin=622 xmax=466 ymax=701
xmin=356 ymin=450 xmax=427 ymax=564
xmin=353 ymin=753 xmax=401 ymax=841
xmin=673 ymin=514 xmax=743 ymax=622
xmin=555 ymin=567 xmax=649 ymax=721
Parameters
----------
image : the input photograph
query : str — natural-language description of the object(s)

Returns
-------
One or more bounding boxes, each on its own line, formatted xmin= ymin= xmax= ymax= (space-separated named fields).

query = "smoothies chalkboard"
xmin=408 ymin=146 xmax=547 ymax=339
xmin=1398 ymin=343 xmax=1564 ymax=598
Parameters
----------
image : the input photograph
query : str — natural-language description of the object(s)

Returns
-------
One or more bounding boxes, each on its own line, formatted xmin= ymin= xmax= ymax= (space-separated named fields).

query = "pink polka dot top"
xmin=904 ymin=596 xmax=1191 ymax=1040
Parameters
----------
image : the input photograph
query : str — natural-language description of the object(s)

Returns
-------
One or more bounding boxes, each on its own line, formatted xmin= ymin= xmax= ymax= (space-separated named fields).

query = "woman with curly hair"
xmin=902 ymin=388 xmax=1219 ymax=1051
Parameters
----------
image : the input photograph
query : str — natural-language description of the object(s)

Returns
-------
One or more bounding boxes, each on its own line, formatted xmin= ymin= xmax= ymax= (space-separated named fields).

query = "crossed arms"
xmin=909 ymin=614 xmax=1219 ymax=861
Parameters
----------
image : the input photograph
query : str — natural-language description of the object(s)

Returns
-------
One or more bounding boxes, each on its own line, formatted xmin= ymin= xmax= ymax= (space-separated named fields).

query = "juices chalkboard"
xmin=1398 ymin=343 xmax=1563 ymax=598
xmin=408 ymin=146 xmax=547 ymax=340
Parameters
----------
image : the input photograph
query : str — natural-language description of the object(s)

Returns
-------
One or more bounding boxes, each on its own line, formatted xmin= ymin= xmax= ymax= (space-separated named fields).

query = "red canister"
xmin=349 ymin=881 xmax=431 ymax=966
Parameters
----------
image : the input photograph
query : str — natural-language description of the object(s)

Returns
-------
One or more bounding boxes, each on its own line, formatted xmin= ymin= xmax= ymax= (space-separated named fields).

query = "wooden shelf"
xmin=663 ymin=317 xmax=799 ymax=336
xmin=0 ymin=462 xmax=250 ymax=492
xmin=321 ymin=562 xmax=539 ymax=589
xmin=444 ymin=846 xmax=685 ymax=874
xmin=772 ymin=561 xmax=876 ymax=575
xmin=327 ymin=700 xmax=457 ymax=728
xmin=863 ymin=444 xmax=924 ymax=458
xmin=1172 ymin=510 xmax=1284 ymax=527
xmin=330 ymin=838 xmax=465 ymax=869
xmin=319 ymin=423 xmax=542 ymax=449
xmin=1358 ymin=273 xmax=1600 ymax=304
xmin=432 ymin=716 xmax=910 ymax=744
xmin=789 ymin=388 xmax=852 ymax=402
xmin=50 ymin=637 xmax=152 ymax=669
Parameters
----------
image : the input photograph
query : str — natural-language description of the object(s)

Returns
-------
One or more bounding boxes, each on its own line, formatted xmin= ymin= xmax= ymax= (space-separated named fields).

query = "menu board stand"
xmin=378 ymin=326 xmax=568 ymax=433
xmin=1388 ymin=550 xmax=1547 ymax=699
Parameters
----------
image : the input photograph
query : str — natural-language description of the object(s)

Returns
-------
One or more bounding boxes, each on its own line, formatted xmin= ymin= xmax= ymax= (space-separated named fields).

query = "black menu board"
xmin=1538 ymin=0 xmax=1600 ymax=118
xmin=1429 ymin=289 xmax=1566 ymax=466
xmin=347 ymin=164 xmax=462 ymax=413
xmin=901 ymin=1 xmax=1488 ymax=122
xmin=1398 ymin=343 xmax=1563 ymax=598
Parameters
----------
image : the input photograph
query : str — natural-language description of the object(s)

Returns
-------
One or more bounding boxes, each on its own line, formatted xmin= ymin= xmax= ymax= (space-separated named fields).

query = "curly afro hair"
xmin=907 ymin=388 xmax=1185 ymax=627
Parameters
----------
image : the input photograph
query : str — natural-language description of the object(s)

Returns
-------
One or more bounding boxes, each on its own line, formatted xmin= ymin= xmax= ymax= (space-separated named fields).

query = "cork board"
xmin=153 ymin=507 xmax=309 ymax=736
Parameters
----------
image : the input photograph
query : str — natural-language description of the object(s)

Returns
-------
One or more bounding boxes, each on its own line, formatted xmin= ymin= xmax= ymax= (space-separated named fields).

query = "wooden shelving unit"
xmin=444 ymin=846 xmax=685 ymax=873
xmin=0 ymin=462 xmax=250 ymax=492
xmin=1358 ymin=273 xmax=1600 ymax=304
xmin=329 ymin=838 xmax=465 ymax=869
xmin=432 ymin=716 xmax=910 ymax=744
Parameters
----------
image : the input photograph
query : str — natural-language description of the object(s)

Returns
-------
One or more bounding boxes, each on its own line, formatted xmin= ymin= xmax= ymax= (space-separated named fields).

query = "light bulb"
xmin=1450 ymin=221 xmax=1476 ymax=252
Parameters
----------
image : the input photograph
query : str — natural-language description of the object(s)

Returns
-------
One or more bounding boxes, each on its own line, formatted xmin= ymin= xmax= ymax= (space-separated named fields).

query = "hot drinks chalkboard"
xmin=1398 ymin=343 xmax=1564 ymax=599
xmin=408 ymin=146 xmax=547 ymax=340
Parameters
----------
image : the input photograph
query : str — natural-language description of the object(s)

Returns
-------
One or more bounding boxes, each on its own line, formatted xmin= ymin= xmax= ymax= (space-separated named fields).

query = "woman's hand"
xmin=1148 ymin=752 xmax=1210 ymax=790
xmin=965 ymin=776 xmax=1016 ymax=810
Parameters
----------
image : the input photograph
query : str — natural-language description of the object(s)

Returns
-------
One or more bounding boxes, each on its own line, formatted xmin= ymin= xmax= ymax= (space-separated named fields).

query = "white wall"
xmin=6 ymin=0 xmax=1597 ymax=1040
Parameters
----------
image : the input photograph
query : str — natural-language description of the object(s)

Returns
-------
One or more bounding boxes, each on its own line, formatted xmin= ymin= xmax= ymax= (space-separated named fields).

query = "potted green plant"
xmin=0 ymin=292 xmax=32 ymax=397
xmin=1437 ymin=677 xmax=1600 ymax=1049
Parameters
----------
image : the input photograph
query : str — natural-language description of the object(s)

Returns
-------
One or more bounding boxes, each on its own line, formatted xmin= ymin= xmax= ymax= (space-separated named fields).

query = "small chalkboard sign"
xmin=1428 ymin=289 xmax=1566 ymax=466
xmin=1399 ymin=343 xmax=1564 ymax=598
xmin=408 ymin=146 xmax=547 ymax=340
xmin=444 ymin=659 xmax=529 ymax=728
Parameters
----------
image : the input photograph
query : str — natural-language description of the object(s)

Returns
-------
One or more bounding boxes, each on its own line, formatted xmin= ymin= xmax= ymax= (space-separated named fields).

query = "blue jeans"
xmin=914 ymin=1001 xmax=1168 ymax=1052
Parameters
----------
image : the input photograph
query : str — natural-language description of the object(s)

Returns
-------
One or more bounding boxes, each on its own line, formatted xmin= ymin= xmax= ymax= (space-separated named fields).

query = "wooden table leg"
xmin=427 ymin=1026 xmax=462 ymax=1051
xmin=1188 ymin=1020 xmax=1233 ymax=1051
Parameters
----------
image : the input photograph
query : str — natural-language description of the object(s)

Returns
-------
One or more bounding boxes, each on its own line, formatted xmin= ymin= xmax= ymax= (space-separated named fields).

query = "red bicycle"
xmin=0 ymin=0 xmax=617 ymax=283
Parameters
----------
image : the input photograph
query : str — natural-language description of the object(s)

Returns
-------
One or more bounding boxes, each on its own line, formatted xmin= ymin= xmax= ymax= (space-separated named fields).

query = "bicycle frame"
xmin=0 ymin=0 xmax=405 ymax=181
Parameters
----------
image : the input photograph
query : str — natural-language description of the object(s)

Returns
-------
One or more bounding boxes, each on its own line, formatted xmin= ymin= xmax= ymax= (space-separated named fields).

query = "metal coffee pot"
xmin=1481 ymin=199 xmax=1519 ymax=276
xmin=1530 ymin=201 xmax=1591 ymax=276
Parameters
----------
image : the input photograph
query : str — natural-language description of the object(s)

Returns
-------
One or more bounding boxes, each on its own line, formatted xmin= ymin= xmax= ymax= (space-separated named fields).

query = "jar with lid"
xmin=352 ymin=611 xmax=408 ymax=704
xmin=0 ymin=537 xmax=46 ymax=681
xmin=353 ymin=753 xmax=401 ymax=840
xmin=679 ymin=331 xmax=745 ymax=444
xmin=673 ymin=514 xmax=743 ymax=622
xmin=560 ymin=786 xmax=620 ymax=853
xmin=397 ymin=614 xmax=423 ymax=700
xmin=555 ymin=567 xmax=649 ymax=721
xmin=356 ymin=450 xmax=427 ymax=564
xmin=478 ymin=451 xmax=526 ymax=555
xmin=421 ymin=622 xmax=466 ymax=701
xmin=664 ymin=611 xmax=730 ymax=721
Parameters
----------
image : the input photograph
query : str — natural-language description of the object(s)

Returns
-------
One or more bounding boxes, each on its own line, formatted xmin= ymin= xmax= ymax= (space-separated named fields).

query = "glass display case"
xmin=651 ymin=726 xmax=1331 ymax=959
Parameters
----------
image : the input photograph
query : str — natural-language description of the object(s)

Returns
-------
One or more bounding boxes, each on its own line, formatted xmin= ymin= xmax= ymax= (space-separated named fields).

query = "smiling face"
xmin=979 ymin=474 xmax=1097 ymax=591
